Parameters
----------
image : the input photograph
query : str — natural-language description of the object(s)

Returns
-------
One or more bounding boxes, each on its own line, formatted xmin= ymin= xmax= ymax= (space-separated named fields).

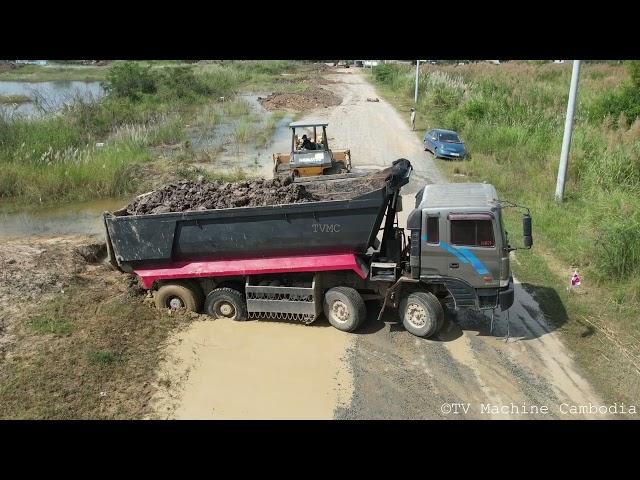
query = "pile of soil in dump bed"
xmin=122 ymin=160 xmax=409 ymax=216
xmin=301 ymin=164 xmax=398 ymax=201
xmin=124 ymin=176 xmax=319 ymax=215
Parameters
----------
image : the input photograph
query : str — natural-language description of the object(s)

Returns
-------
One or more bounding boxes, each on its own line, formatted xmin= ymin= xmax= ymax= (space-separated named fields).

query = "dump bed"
xmin=104 ymin=160 xmax=411 ymax=272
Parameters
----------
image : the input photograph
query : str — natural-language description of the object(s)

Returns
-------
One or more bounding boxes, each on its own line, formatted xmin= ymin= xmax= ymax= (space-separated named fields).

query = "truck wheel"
xmin=204 ymin=287 xmax=248 ymax=321
xmin=323 ymin=287 xmax=366 ymax=332
xmin=155 ymin=282 xmax=202 ymax=312
xmin=399 ymin=291 xmax=444 ymax=338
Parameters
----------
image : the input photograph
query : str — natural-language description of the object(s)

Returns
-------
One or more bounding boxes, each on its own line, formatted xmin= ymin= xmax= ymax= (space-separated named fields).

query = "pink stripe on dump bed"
xmin=134 ymin=253 xmax=367 ymax=289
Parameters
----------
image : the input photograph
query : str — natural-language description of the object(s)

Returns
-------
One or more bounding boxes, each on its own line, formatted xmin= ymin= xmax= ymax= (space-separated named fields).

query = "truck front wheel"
xmin=399 ymin=291 xmax=444 ymax=338
xmin=155 ymin=281 xmax=203 ymax=312
xmin=323 ymin=287 xmax=367 ymax=332
xmin=204 ymin=287 xmax=248 ymax=321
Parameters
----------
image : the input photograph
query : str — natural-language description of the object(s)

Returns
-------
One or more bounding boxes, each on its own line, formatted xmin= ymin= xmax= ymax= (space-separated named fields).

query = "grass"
xmin=233 ymin=119 xmax=252 ymax=144
xmin=0 ymin=94 xmax=31 ymax=104
xmin=0 ymin=65 xmax=108 ymax=82
xmin=0 ymin=61 xmax=305 ymax=204
xmin=29 ymin=315 xmax=74 ymax=335
xmin=0 ymin=278 xmax=187 ymax=419
xmin=370 ymin=61 xmax=640 ymax=404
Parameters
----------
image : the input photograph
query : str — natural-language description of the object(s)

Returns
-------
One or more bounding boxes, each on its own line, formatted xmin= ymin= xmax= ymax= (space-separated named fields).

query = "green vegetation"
xmin=0 ymin=94 xmax=31 ymax=104
xmin=0 ymin=64 xmax=108 ymax=82
xmin=0 ymin=61 xmax=300 ymax=204
xmin=29 ymin=314 xmax=74 ymax=335
xmin=371 ymin=61 xmax=640 ymax=403
xmin=587 ymin=61 xmax=640 ymax=127
xmin=0 ymin=281 xmax=185 ymax=419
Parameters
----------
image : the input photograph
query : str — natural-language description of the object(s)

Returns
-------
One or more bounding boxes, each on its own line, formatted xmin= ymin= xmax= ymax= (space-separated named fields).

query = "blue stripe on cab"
xmin=458 ymin=247 xmax=490 ymax=275
xmin=440 ymin=242 xmax=470 ymax=264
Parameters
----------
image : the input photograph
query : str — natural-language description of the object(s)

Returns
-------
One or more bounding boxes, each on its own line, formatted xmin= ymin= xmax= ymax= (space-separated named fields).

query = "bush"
xmin=592 ymin=213 xmax=640 ymax=280
xmin=463 ymin=98 xmax=489 ymax=120
xmin=158 ymin=66 xmax=211 ymax=100
xmin=372 ymin=64 xmax=404 ymax=85
xmin=587 ymin=85 xmax=640 ymax=126
xmin=626 ymin=60 xmax=640 ymax=88
xmin=104 ymin=62 xmax=158 ymax=101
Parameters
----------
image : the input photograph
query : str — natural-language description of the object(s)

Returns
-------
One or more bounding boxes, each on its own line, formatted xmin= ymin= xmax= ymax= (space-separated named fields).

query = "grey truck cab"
xmin=406 ymin=183 xmax=525 ymax=314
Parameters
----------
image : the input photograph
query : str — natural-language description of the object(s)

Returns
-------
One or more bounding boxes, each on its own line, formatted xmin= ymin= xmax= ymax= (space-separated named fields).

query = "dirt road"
xmin=150 ymin=68 xmax=608 ymax=419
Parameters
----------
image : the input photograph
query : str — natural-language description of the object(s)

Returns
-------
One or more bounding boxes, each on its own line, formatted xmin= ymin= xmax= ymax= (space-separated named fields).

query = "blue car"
xmin=424 ymin=129 xmax=467 ymax=160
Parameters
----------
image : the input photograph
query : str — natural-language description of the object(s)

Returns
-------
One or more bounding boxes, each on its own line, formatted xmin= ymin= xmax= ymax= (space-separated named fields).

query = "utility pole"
xmin=555 ymin=60 xmax=581 ymax=202
xmin=414 ymin=60 xmax=420 ymax=103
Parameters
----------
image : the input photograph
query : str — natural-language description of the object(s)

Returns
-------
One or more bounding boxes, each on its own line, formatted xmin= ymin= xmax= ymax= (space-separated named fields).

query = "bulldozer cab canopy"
xmin=290 ymin=121 xmax=329 ymax=152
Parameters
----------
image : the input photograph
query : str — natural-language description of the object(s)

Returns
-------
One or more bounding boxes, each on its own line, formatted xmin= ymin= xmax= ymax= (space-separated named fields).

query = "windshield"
xmin=438 ymin=132 xmax=461 ymax=143
xmin=294 ymin=127 xmax=328 ymax=152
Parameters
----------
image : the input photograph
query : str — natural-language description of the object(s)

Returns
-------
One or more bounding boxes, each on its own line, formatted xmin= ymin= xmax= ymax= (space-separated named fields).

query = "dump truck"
xmin=103 ymin=159 xmax=532 ymax=338
xmin=273 ymin=121 xmax=352 ymax=177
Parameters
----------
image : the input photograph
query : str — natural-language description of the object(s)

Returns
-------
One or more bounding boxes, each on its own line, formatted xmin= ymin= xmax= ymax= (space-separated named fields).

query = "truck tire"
xmin=155 ymin=282 xmax=202 ymax=312
xmin=399 ymin=291 xmax=444 ymax=338
xmin=323 ymin=287 xmax=367 ymax=332
xmin=204 ymin=287 xmax=248 ymax=321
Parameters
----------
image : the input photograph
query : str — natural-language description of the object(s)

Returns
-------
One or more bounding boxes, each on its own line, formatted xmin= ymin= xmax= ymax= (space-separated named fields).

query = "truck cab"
xmin=407 ymin=183 xmax=515 ymax=312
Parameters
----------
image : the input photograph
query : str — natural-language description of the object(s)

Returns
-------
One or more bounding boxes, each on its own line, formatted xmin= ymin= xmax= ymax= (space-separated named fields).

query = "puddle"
xmin=188 ymin=93 xmax=294 ymax=179
xmin=0 ymin=81 xmax=105 ymax=119
xmin=0 ymin=197 xmax=126 ymax=239
xmin=149 ymin=316 xmax=355 ymax=419
xmin=1 ymin=93 xmax=293 ymax=238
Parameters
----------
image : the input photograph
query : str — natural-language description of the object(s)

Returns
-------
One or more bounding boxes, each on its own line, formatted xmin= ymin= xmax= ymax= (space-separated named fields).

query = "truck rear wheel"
xmin=204 ymin=287 xmax=248 ymax=321
xmin=323 ymin=287 xmax=366 ymax=332
xmin=399 ymin=291 xmax=444 ymax=338
xmin=155 ymin=281 xmax=203 ymax=312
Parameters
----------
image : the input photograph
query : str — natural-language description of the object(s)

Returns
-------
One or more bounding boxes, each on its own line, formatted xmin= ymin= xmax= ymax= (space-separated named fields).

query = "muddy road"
xmin=151 ymin=68 xmax=607 ymax=419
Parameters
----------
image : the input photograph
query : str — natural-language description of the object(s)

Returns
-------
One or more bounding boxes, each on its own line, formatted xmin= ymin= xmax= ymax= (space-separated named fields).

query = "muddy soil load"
xmin=301 ymin=168 xmax=393 ymax=201
xmin=123 ymin=167 xmax=394 ymax=216
xmin=104 ymin=160 xmax=412 ymax=271
xmin=124 ymin=176 xmax=316 ymax=216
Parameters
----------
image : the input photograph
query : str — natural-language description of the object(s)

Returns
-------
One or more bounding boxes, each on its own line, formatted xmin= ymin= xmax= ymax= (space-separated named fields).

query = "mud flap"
xmin=499 ymin=278 xmax=514 ymax=311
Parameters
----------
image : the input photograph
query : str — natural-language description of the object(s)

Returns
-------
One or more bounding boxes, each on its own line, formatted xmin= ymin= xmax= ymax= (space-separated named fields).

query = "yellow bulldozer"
xmin=273 ymin=121 xmax=352 ymax=177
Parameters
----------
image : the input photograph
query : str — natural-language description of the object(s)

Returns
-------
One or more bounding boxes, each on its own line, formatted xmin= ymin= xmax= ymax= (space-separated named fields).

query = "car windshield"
xmin=438 ymin=132 xmax=461 ymax=143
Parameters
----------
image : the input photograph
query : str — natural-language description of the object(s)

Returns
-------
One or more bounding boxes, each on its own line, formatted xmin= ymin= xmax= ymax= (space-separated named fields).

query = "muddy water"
xmin=190 ymin=93 xmax=293 ymax=179
xmin=149 ymin=317 xmax=354 ymax=419
xmin=0 ymin=81 xmax=105 ymax=118
xmin=1 ymin=94 xmax=292 ymax=238
xmin=0 ymin=198 xmax=126 ymax=239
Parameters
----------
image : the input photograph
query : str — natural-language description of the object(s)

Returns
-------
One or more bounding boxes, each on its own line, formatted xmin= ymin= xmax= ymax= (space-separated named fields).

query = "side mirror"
xmin=523 ymin=214 xmax=533 ymax=248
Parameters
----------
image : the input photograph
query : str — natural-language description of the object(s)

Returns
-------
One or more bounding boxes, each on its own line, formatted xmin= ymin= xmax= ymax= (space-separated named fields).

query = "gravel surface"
xmin=147 ymin=68 xmax=608 ymax=420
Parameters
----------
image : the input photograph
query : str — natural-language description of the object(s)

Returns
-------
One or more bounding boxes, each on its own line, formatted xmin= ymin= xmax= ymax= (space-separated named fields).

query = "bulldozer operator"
xmin=299 ymin=134 xmax=317 ymax=150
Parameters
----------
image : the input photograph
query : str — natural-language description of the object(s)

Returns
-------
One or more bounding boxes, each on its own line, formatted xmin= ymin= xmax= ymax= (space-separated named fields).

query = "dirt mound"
xmin=0 ymin=63 xmax=21 ymax=74
xmin=0 ymin=236 xmax=99 ymax=320
xmin=124 ymin=176 xmax=319 ymax=215
xmin=258 ymin=87 xmax=342 ymax=112
xmin=74 ymin=242 xmax=107 ymax=264
xmin=302 ymin=160 xmax=411 ymax=201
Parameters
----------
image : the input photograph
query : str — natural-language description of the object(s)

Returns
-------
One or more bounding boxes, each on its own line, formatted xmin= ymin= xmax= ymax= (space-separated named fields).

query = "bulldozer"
xmin=273 ymin=121 xmax=352 ymax=177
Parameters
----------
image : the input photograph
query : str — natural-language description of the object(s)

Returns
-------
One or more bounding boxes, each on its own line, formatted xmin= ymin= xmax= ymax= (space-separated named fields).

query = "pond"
xmin=0 ymin=80 xmax=105 ymax=118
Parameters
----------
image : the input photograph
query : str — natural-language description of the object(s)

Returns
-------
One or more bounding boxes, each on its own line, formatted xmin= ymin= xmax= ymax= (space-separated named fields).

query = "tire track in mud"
xmin=326 ymin=69 xmax=607 ymax=420
xmin=149 ymin=67 xmax=607 ymax=420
